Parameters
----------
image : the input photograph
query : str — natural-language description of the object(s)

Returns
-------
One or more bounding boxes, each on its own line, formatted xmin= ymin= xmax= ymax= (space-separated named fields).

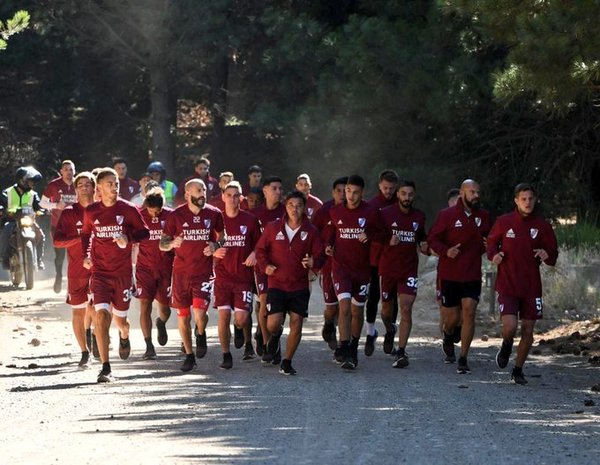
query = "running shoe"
xmin=495 ymin=341 xmax=513 ymax=369
xmin=233 ymin=326 xmax=244 ymax=349
xmin=271 ymin=345 xmax=282 ymax=366
xmin=392 ymin=352 xmax=409 ymax=368
xmin=457 ymin=356 xmax=471 ymax=374
xmin=91 ymin=333 xmax=100 ymax=359
xmin=196 ymin=332 xmax=207 ymax=359
xmin=453 ymin=325 xmax=462 ymax=343
xmin=180 ymin=354 xmax=196 ymax=372
xmin=333 ymin=346 xmax=343 ymax=364
xmin=78 ymin=351 xmax=90 ymax=368
xmin=511 ymin=367 xmax=528 ymax=385
xmin=142 ymin=345 xmax=157 ymax=360
xmin=242 ymin=343 xmax=256 ymax=361
xmin=97 ymin=367 xmax=113 ymax=383
xmin=220 ymin=352 xmax=233 ymax=370
xmin=383 ymin=324 xmax=397 ymax=355
xmin=118 ymin=337 xmax=131 ymax=360
xmin=254 ymin=328 xmax=264 ymax=356
xmin=442 ymin=332 xmax=456 ymax=363
xmin=364 ymin=329 xmax=378 ymax=356
xmin=279 ymin=359 xmax=297 ymax=376
xmin=341 ymin=345 xmax=355 ymax=370
xmin=155 ymin=317 xmax=168 ymax=346
xmin=321 ymin=321 xmax=337 ymax=350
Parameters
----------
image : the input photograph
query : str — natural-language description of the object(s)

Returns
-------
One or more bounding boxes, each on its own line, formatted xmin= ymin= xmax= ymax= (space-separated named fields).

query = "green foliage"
xmin=554 ymin=222 xmax=600 ymax=252
xmin=0 ymin=10 xmax=30 ymax=50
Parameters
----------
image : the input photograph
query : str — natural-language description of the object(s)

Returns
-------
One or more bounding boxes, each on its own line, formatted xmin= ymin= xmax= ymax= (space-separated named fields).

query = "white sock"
xmin=366 ymin=322 xmax=376 ymax=337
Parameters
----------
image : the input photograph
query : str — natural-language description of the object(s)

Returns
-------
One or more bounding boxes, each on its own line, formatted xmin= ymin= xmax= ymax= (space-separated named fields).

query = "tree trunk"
xmin=210 ymin=53 xmax=229 ymax=163
xmin=149 ymin=62 xmax=175 ymax=177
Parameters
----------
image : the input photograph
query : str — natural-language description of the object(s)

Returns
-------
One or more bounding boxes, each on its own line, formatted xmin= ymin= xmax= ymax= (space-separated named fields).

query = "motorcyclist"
xmin=0 ymin=166 xmax=46 ymax=270
xmin=146 ymin=161 xmax=177 ymax=207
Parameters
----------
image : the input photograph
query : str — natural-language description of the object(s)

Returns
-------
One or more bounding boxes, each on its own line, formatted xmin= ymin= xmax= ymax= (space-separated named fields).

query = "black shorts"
xmin=440 ymin=280 xmax=481 ymax=308
xmin=266 ymin=288 xmax=310 ymax=318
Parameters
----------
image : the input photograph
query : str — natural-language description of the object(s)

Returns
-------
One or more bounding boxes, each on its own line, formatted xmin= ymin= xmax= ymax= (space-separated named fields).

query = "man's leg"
xmin=364 ymin=266 xmax=379 ymax=337
xmin=496 ymin=313 xmax=518 ymax=369
xmin=514 ymin=319 xmax=535 ymax=371
xmin=95 ymin=305 xmax=113 ymax=381
xmin=155 ymin=303 xmax=171 ymax=346
xmin=218 ymin=308 xmax=232 ymax=353
xmin=178 ymin=308 xmax=196 ymax=372
xmin=53 ymin=245 xmax=65 ymax=293
xmin=441 ymin=305 xmax=461 ymax=363
xmin=397 ymin=293 xmax=416 ymax=350
xmin=193 ymin=305 xmax=209 ymax=358
xmin=257 ymin=293 xmax=269 ymax=354
xmin=113 ymin=312 xmax=131 ymax=360
xmin=139 ymin=299 xmax=156 ymax=359
xmin=266 ymin=311 xmax=285 ymax=363
xmin=459 ymin=298 xmax=478 ymax=359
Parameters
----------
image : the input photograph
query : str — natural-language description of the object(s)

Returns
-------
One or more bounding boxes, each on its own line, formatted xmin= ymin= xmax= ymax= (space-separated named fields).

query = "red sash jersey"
xmin=487 ymin=210 xmax=558 ymax=298
xmin=255 ymin=216 xmax=325 ymax=292
xmin=42 ymin=177 xmax=77 ymax=229
xmin=324 ymin=201 xmax=389 ymax=281
xmin=428 ymin=200 xmax=491 ymax=282
xmin=81 ymin=199 xmax=150 ymax=277
xmin=137 ymin=207 xmax=174 ymax=270
xmin=53 ymin=203 xmax=90 ymax=279
xmin=118 ymin=177 xmax=140 ymax=201
xmin=379 ymin=205 xmax=427 ymax=278
xmin=163 ymin=203 xmax=224 ymax=276
xmin=368 ymin=193 xmax=396 ymax=267
xmin=215 ymin=210 xmax=261 ymax=283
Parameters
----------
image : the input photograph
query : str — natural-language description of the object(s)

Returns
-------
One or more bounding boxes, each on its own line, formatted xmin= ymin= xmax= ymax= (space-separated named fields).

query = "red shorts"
xmin=67 ymin=277 xmax=91 ymax=308
xmin=319 ymin=269 xmax=337 ymax=305
xmin=91 ymin=273 xmax=134 ymax=312
xmin=332 ymin=269 xmax=370 ymax=305
xmin=214 ymin=280 xmax=253 ymax=312
xmin=255 ymin=270 xmax=268 ymax=296
xmin=498 ymin=294 xmax=543 ymax=320
xmin=135 ymin=265 xmax=171 ymax=306
xmin=380 ymin=275 xmax=419 ymax=300
xmin=171 ymin=272 xmax=213 ymax=309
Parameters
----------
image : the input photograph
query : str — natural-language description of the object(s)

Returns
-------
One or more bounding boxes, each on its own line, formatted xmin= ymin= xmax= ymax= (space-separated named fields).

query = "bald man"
xmin=428 ymin=180 xmax=491 ymax=374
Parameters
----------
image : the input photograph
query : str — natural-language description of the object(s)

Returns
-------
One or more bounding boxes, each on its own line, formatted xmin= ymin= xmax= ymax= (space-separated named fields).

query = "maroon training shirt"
xmin=118 ymin=177 xmax=140 ymax=201
xmin=43 ymin=177 xmax=77 ymax=229
xmin=305 ymin=194 xmax=323 ymax=221
xmin=368 ymin=193 xmax=396 ymax=266
xmin=137 ymin=207 xmax=174 ymax=270
xmin=53 ymin=203 xmax=90 ymax=279
xmin=487 ymin=210 xmax=558 ymax=298
xmin=253 ymin=203 xmax=286 ymax=230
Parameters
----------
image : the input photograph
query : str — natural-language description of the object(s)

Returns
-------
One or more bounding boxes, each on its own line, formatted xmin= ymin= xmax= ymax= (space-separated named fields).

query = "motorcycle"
xmin=7 ymin=207 xmax=38 ymax=289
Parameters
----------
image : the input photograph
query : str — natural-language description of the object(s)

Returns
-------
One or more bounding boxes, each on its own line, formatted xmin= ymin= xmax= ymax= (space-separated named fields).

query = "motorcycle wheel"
xmin=9 ymin=253 xmax=22 ymax=286
xmin=23 ymin=241 xmax=35 ymax=290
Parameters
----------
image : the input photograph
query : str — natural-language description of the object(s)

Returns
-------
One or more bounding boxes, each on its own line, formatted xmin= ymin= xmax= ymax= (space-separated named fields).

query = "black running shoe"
xmin=97 ymin=367 xmax=113 ymax=383
xmin=254 ymin=328 xmax=264 ymax=356
xmin=155 ymin=317 xmax=168 ymax=346
xmin=383 ymin=325 xmax=397 ymax=354
xmin=457 ymin=356 xmax=471 ymax=374
xmin=364 ymin=329 xmax=378 ymax=356
xmin=233 ymin=326 xmax=244 ymax=349
xmin=142 ymin=345 xmax=157 ymax=360
xmin=392 ymin=352 xmax=409 ymax=368
xmin=279 ymin=359 xmax=297 ymax=376
xmin=118 ymin=337 xmax=131 ymax=360
xmin=220 ymin=352 xmax=233 ymax=370
xmin=181 ymin=354 xmax=196 ymax=372
xmin=322 ymin=321 xmax=337 ymax=350
xmin=333 ymin=346 xmax=343 ymax=364
xmin=91 ymin=334 xmax=100 ymax=359
xmin=511 ymin=367 xmax=528 ymax=385
xmin=341 ymin=345 xmax=355 ymax=370
xmin=453 ymin=325 xmax=462 ymax=343
xmin=242 ymin=343 xmax=256 ymax=361
xmin=272 ymin=345 xmax=282 ymax=366
xmin=350 ymin=342 xmax=358 ymax=368
xmin=442 ymin=332 xmax=456 ymax=363
xmin=196 ymin=332 xmax=207 ymax=359
xmin=78 ymin=351 xmax=90 ymax=368
xmin=496 ymin=341 xmax=513 ymax=369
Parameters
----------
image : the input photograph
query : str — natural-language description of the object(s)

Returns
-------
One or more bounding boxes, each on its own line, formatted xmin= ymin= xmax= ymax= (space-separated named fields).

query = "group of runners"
xmin=41 ymin=156 xmax=558 ymax=384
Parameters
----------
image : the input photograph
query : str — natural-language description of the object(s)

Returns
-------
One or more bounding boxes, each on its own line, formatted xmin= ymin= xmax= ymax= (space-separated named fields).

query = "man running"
xmin=135 ymin=187 xmax=174 ymax=360
xmin=295 ymin=173 xmax=323 ymax=220
xmin=255 ymin=191 xmax=324 ymax=375
xmin=113 ymin=157 xmax=140 ymax=201
xmin=325 ymin=175 xmax=387 ymax=370
xmin=81 ymin=168 xmax=149 ymax=383
xmin=53 ymin=171 xmax=96 ymax=368
xmin=41 ymin=159 xmax=77 ymax=293
xmin=212 ymin=181 xmax=261 ymax=368
xmin=487 ymin=183 xmax=558 ymax=384
xmin=379 ymin=180 xmax=428 ymax=368
xmin=428 ymin=179 xmax=490 ymax=374
xmin=160 ymin=179 xmax=224 ymax=372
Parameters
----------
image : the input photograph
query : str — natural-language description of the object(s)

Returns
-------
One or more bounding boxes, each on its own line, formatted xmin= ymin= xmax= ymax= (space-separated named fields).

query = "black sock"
xmin=397 ymin=347 xmax=405 ymax=356
xmin=513 ymin=365 xmax=523 ymax=374
xmin=102 ymin=362 xmax=111 ymax=373
xmin=144 ymin=337 xmax=153 ymax=349
xmin=350 ymin=336 xmax=359 ymax=348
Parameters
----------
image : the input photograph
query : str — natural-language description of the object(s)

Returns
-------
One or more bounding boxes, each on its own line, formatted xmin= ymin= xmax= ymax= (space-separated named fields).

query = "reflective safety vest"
xmin=6 ymin=186 xmax=34 ymax=214
xmin=163 ymin=180 xmax=176 ymax=207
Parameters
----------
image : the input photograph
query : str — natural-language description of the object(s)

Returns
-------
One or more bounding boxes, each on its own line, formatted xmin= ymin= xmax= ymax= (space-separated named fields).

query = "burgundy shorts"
xmin=255 ymin=270 xmax=268 ymax=296
xmin=91 ymin=273 xmax=134 ymax=312
xmin=319 ymin=269 xmax=337 ymax=305
xmin=171 ymin=272 xmax=213 ymax=309
xmin=498 ymin=293 xmax=543 ymax=320
xmin=380 ymin=275 xmax=418 ymax=300
xmin=135 ymin=265 xmax=171 ymax=306
xmin=332 ymin=269 xmax=370 ymax=305
xmin=214 ymin=280 xmax=253 ymax=312
xmin=67 ymin=277 xmax=91 ymax=308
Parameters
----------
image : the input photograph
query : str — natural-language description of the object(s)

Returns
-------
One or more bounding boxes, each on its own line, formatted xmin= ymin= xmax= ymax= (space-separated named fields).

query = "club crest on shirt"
xmin=307 ymin=207 xmax=314 ymax=217
xmin=475 ymin=217 xmax=481 ymax=227
xmin=160 ymin=221 xmax=166 ymax=228
xmin=335 ymin=283 xmax=339 ymax=290
xmin=204 ymin=219 xmax=211 ymax=228
xmin=129 ymin=186 xmax=135 ymax=193
xmin=412 ymin=221 xmax=419 ymax=231
xmin=116 ymin=215 xmax=124 ymax=225
xmin=506 ymin=228 xmax=515 ymax=239
xmin=382 ymin=292 xmax=389 ymax=300
xmin=530 ymin=228 xmax=538 ymax=239
xmin=358 ymin=217 xmax=366 ymax=228
xmin=240 ymin=225 xmax=247 ymax=235
xmin=454 ymin=220 xmax=462 ymax=228
xmin=301 ymin=231 xmax=308 ymax=241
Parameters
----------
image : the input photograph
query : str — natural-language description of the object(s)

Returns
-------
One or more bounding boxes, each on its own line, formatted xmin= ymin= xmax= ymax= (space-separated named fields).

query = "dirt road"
xmin=1 ymin=270 xmax=599 ymax=465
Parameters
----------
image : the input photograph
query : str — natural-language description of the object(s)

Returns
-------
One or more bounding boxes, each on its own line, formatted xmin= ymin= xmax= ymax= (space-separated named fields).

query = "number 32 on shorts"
xmin=407 ymin=277 xmax=419 ymax=289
